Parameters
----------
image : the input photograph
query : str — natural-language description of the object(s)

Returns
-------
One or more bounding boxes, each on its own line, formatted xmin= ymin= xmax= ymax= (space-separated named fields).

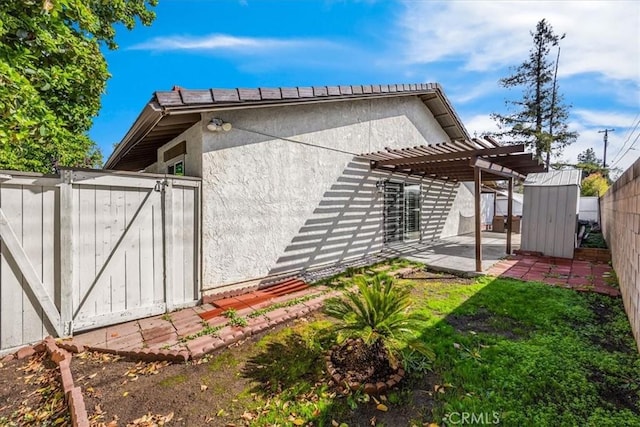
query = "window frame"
xmin=382 ymin=180 xmax=422 ymax=243
xmin=167 ymin=157 xmax=185 ymax=176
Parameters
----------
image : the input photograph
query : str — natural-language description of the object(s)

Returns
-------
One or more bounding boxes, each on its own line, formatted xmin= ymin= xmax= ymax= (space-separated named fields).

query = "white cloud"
xmin=573 ymin=110 xmax=639 ymax=129
xmin=448 ymin=80 xmax=502 ymax=105
xmin=128 ymin=34 xmax=336 ymax=54
xmin=397 ymin=1 xmax=640 ymax=82
xmin=460 ymin=113 xmax=499 ymax=137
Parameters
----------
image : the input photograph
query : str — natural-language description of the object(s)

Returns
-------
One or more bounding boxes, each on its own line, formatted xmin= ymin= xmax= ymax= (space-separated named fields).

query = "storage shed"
xmin=521 ymin=169 xmax=582 ymax=259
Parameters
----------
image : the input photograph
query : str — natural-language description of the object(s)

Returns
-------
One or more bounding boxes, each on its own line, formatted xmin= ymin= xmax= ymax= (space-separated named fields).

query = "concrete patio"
xmin=383 ymin=231 xmax=520 ymax=276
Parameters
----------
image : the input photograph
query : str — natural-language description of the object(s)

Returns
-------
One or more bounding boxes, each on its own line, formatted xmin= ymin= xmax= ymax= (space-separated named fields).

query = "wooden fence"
xmin=0 ymin=169 xmax=200 ymax=352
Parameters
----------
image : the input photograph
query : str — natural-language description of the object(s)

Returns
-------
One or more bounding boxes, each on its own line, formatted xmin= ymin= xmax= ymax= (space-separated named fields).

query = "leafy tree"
xmin=581 ymin=173 xmax=609 ymax=197
xmin=576 ymin=148 xmax=605 ymax=177
xmin=577 ymin=148 xmax=600 ymax=165
xmin=572 ymin=148 xmax=621 ymax=182
xmin=0 ymin=0 xmax=157 ymax=173
xmin=491 ymin=19 xmax=577 ymax=165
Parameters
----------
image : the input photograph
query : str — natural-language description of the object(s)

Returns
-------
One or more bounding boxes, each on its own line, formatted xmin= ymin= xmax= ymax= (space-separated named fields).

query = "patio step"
xmin=198 ymin=277 xmax=309 ymax=321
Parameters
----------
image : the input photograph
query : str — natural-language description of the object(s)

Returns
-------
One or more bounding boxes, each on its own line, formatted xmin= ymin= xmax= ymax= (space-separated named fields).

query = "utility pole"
xmin=599 ymin=129 xmax=615 ymax=168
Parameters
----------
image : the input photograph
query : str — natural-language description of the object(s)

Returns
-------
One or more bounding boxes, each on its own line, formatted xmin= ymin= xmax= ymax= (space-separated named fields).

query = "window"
xmin=383 ymin=181 xmax=421 ymax=242
xmin=168 ymin=160 xmax=184 ymax=176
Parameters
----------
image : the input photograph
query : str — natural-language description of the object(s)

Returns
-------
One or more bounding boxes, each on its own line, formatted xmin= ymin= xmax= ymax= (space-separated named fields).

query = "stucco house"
xmin=105 ymin=83 xmax=479 ymax=294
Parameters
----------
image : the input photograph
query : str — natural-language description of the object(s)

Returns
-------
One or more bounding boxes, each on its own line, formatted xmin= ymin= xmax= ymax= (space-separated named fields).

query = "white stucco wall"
xmin=199 ymin=96 xmax=472 ymax=288
xmin=440 ymin=182 xmax=475 ymax=237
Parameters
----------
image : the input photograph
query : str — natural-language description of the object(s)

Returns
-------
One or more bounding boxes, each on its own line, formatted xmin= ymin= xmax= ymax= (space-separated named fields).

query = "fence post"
xmin=59 ymin=170 xmax=74 ymax=336
xmin=163 ymin=178 xmax=175 ymax=310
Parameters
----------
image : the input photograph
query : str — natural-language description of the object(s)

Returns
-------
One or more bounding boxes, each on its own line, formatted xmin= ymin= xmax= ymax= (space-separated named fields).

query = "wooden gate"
xmin=0 ymin=169 xmax=200 ymax=352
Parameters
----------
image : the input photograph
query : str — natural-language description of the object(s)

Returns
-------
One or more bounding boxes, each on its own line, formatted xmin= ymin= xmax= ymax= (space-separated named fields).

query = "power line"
xmin=232 ymin=125 xmax=361 ymax=156
xmin=610 ymin=129 xmax=640 ymax=168
xmin=609 ymin=114 xmax=640 ymax=166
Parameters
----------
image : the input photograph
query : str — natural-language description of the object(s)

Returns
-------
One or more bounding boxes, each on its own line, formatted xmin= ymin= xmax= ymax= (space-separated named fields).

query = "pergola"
xmin=360 ymin=136 xmax=546 ymax=272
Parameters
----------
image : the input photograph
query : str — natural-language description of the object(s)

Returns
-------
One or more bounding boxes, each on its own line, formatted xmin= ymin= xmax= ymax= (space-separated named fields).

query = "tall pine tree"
xmin=491 ymin=19 xmax=577 ymax=166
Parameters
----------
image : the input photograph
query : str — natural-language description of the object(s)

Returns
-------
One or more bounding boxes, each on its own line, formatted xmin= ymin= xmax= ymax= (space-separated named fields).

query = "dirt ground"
xmin=0 ymin=352 xmax=71 ymax=426
xmin=0 ymin=315 xmax=437 ymax=427
xmin=72 ymin=346 xmax=256 ymax=426
xmin=69 ymin=317 xmax=435 ymax=426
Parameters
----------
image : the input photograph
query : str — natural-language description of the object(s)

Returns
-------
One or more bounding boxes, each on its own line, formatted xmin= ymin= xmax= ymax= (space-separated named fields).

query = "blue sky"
xmin=91 ymin=0 xmax=640 ymax=174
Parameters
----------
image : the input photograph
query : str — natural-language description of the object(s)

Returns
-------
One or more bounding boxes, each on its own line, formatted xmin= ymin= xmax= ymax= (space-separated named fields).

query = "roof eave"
xmin=104 ymin=102 xmax=164 ymax=170
xmin=105 ymin=83 xmax=470 ymax=171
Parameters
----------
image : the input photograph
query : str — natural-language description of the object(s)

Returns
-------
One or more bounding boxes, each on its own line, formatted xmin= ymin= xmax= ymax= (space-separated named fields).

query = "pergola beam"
xmin=374 ymin=144 xmax=525 ymax=167
xmin=470 ymin=157 xmax=526 ymax=180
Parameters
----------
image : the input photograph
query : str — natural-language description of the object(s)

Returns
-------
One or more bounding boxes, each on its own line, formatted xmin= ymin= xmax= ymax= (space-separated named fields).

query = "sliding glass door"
xmin=383 ymin=181 xmax=421 ymax=242
xmin=403 ymin=184 xmax=421 ymax=240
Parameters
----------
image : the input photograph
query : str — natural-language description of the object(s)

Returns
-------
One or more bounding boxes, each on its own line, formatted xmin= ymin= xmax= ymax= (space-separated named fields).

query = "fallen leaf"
xmin=332 ymin=420 xmax=339 ymax=427
xmin=241 ymin=411 xmax=254 ymax=421
xmin=200 ymin=384 xmax=208 ymax=391
xmin=293 ymin=419 xmax=305 ymax=426
xmin=376 ymin=403 xmax=388 ymax=412
xmin=453 ymin=342 xmax=461 ymax=349
xmin=88 ymin=372 xmax=98 ymax=379
xmin=122 ymin=391 xmax=129 ymax=397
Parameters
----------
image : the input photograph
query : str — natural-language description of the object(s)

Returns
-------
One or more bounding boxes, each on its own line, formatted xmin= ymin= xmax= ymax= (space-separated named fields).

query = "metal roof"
xmin=104 ymin=83 xmax=471 ymax=171
xmin=359 ymin=137 xmax=546 ymax=182
xmin=524 ymin=169 xmax=582 ymax=187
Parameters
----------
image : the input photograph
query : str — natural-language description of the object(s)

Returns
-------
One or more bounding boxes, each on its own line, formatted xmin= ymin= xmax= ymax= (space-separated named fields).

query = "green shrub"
xmin=325 ymin=274 xmax=433 ymax=366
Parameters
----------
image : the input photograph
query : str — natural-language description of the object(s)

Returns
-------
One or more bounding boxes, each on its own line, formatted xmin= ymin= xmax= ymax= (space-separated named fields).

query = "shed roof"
xmin=104 ymin=83 xmax=470 ymax=171
xmin=524 ymin=169 xmax=582 ymax=187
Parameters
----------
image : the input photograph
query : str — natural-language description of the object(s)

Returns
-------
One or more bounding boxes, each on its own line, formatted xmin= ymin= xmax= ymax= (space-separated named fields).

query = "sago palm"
xmin=325 ymin=274 xmax=432 ymax=365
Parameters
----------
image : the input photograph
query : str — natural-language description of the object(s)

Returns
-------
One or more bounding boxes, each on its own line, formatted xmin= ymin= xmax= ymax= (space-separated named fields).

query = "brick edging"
xmin=3 ymin=290 xmax=340 ymax=426
xmin=82 ymin=290 xmax=341 ymax=362
xmin=8 ymin=337 xmax=90 ymax=427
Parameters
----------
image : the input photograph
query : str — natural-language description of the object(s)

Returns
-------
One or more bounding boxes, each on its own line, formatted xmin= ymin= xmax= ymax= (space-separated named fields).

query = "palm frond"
xmin=324 ymin=274 xmax=431 ymax=355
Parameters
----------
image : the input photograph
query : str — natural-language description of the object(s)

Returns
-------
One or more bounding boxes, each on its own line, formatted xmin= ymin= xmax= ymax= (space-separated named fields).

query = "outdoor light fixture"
xmin=375 ymin=179 xmax=385 ymax=194
xmin=206 ymin=118 xmax=232 ymax=132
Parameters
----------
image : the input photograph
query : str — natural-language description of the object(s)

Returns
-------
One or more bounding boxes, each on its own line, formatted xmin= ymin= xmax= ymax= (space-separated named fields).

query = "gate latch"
xmin=154 ymin=179 xmax=167 ymax=192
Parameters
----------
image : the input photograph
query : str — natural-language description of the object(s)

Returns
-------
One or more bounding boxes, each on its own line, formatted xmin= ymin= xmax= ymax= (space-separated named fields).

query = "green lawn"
xmin=239 ymin=268 xmax=640 ymax=426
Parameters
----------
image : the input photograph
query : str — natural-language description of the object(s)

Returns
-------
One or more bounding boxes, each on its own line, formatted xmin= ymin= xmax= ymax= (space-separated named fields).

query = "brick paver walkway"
xmin=487 ymin=254 xmax=620 ymax=297
xmin=71 ymin=283 xmax=338 ymax=361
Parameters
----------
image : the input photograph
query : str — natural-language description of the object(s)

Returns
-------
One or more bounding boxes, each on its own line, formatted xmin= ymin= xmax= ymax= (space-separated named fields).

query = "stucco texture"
xmin=197 ymin=96 xmax=474 ymax=288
